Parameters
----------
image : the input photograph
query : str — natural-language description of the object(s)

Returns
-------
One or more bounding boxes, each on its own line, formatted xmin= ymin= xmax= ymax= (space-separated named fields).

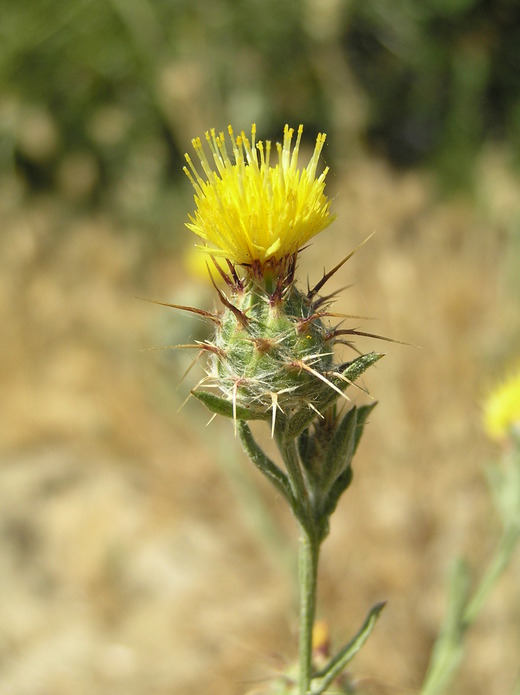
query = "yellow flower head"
xmin=183 ymin=124 xmax=334 ymax=269
xmin=483 ymin=366 xmax=520 ymax=441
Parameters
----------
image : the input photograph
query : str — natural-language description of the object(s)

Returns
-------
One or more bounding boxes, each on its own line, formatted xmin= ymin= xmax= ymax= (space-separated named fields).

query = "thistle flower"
xmin=178 ymin=124 xmax=384 ymax=432
xmin=183 ymin=124 xmax=334 ymax=274
xmin=483 ymin=366 xmax=520 ymax=441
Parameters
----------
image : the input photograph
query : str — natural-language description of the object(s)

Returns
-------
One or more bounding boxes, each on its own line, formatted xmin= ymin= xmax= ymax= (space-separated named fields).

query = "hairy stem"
xmin=277 ymin=428 xmax=320 ymax=695
xmin=298 ymin=525 xmax=320 ymax=695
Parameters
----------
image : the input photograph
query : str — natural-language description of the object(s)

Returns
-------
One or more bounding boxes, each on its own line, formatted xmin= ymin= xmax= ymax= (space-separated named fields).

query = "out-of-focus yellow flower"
xmin=183 ymin=124 xmax=334 ymax=268
xmin=483 ymin=366 xmax=520 ymax=441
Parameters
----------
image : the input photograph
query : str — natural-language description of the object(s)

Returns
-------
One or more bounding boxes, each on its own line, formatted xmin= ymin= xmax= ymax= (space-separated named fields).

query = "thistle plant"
xmin=420 ymin=367 xmax=520 ymax=695
xmin=174 ymin=124 xmax=387 ymax=695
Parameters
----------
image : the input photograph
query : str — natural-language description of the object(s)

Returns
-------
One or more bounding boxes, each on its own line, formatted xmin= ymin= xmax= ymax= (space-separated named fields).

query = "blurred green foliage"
xmin=1 ymin=0 xmax=519 ymax=221
xmin=346 ymin=0 xmax=520 ymax=188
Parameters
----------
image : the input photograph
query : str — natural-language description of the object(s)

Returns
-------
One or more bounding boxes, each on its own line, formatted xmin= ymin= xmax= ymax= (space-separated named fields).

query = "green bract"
xmin=211 ymin=283 xmax=333 ymax=416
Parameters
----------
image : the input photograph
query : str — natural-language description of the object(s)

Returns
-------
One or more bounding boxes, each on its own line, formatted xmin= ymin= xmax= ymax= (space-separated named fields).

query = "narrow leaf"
xmin=192 ymin=390 xmax=268 ymax=421
xmin=321 ymin=466 xmax=353 ymax=518
xmin=297 ymin=428 xmax=315 ymax=473
xmin=237 ymin=421 xmax=294 ymax=505
xmin=322 ymin=406 xmax=357 ymax=491
xmin=297 ymin=426 xmax=324 ymax=490
xmin=311 ymin=601 xmax=386 ymax=694
xmin=353 ymin=402 xmax=378 ymax=455
xmin=288 ymin=404 xmax=321 ymax=439
xmin=321 ymin=402 xmax=376 ymax=516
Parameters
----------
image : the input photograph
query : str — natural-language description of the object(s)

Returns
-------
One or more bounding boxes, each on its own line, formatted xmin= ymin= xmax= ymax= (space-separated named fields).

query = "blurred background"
xmin=1 ymin=0 xmax=520 ymax=693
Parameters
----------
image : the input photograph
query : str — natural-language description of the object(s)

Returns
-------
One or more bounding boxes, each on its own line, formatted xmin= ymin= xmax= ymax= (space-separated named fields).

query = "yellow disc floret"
xmin=183 ymin=124 xmax=334 ymax=267
xmin=483 ymin=366 xmax=520 ymax=441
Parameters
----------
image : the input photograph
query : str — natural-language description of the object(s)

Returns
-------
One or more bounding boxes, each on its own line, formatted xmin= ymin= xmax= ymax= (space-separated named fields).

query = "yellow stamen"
xmin=184 ymin=124 xmax=335 ymax=267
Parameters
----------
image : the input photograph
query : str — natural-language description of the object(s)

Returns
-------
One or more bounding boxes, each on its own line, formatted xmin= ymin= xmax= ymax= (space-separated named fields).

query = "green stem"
xmin=298 ymin=525 xmax=320 ymax=695
xmin=276 ymin=429 xmax=320 ymax=695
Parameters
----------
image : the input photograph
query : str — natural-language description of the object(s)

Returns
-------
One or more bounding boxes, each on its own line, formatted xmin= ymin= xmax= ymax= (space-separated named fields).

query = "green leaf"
xmin=311 ymin=601 xmax=386 ymax=694
xmin=322 ymin=406 xmax=358 ymax=491
xmin=297 ymin=427 xmax=314 ymax=471
xmin=237 ymin=421 xmax=295 ymax=506
xmin=191 ymin=390 xmax=268 ymax=421
xmin=287 ymin=403 xmax=319 ymax=439
xmin=321 ymin=466 xmax=353 ymax=518
xmin=320 ymin=402 xmax=377 ymax=518
xmin=297 ymin=425 xmax=326 ymax=490
xmin=353 ymin=402 xmax=378 ymax=455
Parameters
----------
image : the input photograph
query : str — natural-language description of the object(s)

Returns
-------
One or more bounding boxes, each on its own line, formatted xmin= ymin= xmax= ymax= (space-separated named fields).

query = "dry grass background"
xmin=1 ymin=145 xmax=519 ymax=695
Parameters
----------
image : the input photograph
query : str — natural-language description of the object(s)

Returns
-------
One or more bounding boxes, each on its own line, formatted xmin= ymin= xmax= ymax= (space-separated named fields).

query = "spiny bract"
xmin=207 ymin=281 xmax=334 ymax=421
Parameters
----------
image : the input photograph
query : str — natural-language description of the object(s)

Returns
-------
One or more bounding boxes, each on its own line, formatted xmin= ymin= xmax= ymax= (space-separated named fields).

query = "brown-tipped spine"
xmin=207 ymin=266 xmax=250 ymax=330
xmin=138 ymin=297 xmax=220 ymax=324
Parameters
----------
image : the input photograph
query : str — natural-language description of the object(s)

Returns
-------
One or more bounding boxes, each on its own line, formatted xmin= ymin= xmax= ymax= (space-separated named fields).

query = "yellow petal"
xmin=184 ymin=124 xmax=334 ymax=267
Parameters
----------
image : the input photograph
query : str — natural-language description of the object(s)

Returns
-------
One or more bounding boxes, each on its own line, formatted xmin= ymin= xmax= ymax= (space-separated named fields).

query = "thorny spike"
xmin=300 ymin=349 xmax=335 ymax=364
xmin=270 ymin=392 xmax=279 ymax=438
xmin=271 ymin=252 xmax=298 ymax=305
xmin=176 ymin=390 xmax=194 ymax=414
xmin=307 ymin=401 xmax=325 ymax=419
xmin=191 ymin=379 xmax=220 ymax=394
xmin=226 ymin=259 xmax=244 ymax=290
xmin=178 ymin=349 xmax=210 ymax=388
xmin=297 ymin=311 xmax=372 ymax=334
xmin=180 ymin=372 xmax=217 ymax=413
xmin=210 ymin=255 xmax=234 ymax=288
xmin=189 ymin=376 xmax=216 ymax=410
xmin=289 ymin=360 xmax=350 ymax=401
xmin=325 ymin=311 xmax=374 ymax=321
xmin=140 ymin=342 xmax=221 ymax=355
xmin=331 ymin=370 xmax=371 ymax=396
xmin=312 ymin=286 xmax=352 ymax=310
xmin=137 ymin=297 xmax=220 ymax=324
xmin=296 ymin=312 xmax=328 ymax=334
xmin=334 ymin=340 xmax=364 ymax=355
xmin=207 ymin=263 xmax=250 ymax=329
xmin=206 ymin=413 xmax=218 ymax=427
xmin=329 ymin=328 xmax=409 ymax=346
xmin=286 ymin=253 xmax=298 ymax=287
xmin=308 ymin=233 xmax=375 ymax=300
